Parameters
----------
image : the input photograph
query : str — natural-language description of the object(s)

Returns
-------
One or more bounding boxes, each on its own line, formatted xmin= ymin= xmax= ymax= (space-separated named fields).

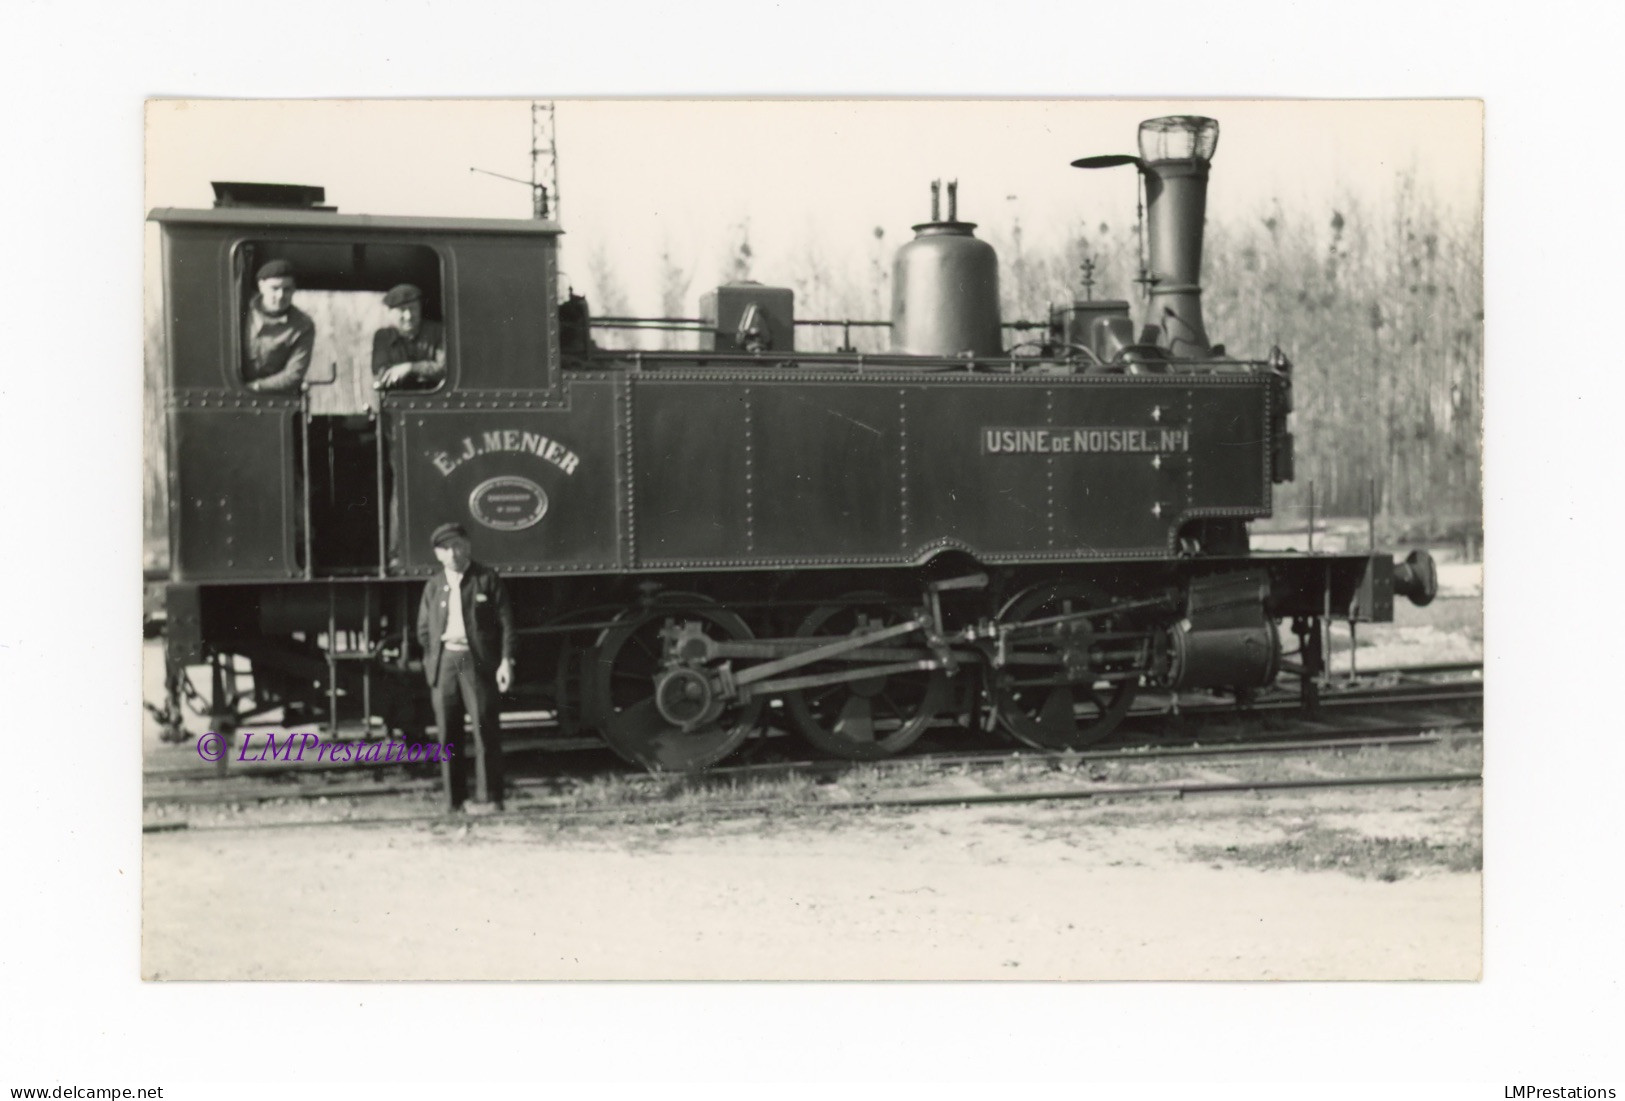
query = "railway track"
xmin=143 ymin=724 xmax=1483 ymax=807
xmin=143 ymin=663 xmax=1482 ymax=831
xmin=143 ymin=661 xmax=1481 ymax=784
xmin=144 ymin=756 xmax=1483 ymax=834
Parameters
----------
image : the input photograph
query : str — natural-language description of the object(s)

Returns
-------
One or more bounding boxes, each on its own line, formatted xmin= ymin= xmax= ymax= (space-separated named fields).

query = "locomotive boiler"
xmin=149 ymin=114 xmax=1437 ymax=773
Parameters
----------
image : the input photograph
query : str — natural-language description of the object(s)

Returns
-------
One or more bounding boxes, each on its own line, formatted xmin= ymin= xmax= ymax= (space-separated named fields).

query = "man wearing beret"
xmin=372 ymin=283 xmax=447 ymax=390
xmin=416 ymin=523 xmax=514 ymax=812
xmin=243 ymin=259 xmax=316 ymax=393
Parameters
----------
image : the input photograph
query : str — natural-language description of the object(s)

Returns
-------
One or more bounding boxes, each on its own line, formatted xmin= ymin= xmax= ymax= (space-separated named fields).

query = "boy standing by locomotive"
xmin=417 ymin=523 xmax=515 ymax=813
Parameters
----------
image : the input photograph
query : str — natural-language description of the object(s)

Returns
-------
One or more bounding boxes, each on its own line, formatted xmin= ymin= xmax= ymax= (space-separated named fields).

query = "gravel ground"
xmin=142 ymin=783 xmax=1480 ymax=981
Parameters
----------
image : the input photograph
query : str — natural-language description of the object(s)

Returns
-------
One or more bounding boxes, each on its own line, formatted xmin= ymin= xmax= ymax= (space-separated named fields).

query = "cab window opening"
xmin=235 ymin=240 xmax=448 ymax=414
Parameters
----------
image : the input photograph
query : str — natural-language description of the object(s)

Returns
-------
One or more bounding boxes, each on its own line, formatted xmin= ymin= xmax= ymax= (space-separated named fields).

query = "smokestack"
xmin=1138 ymin=116 xmax=1220 ymax=357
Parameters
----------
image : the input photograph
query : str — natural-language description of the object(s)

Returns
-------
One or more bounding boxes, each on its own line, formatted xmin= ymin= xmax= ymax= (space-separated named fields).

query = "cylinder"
xmin=890 ymin=200 xmax=1002 ymax=358
xmin=1162 ymin=620 xmax=1281 ymax=691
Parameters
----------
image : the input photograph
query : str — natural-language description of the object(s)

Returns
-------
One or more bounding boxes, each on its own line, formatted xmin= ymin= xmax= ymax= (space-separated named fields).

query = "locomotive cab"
xmin=150 ymin=195 xmax=564 ymax=581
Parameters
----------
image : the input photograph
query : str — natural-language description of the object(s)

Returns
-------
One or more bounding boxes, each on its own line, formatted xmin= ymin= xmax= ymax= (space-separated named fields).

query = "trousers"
xmin=431 ymin=647 xmax=505 ymax=807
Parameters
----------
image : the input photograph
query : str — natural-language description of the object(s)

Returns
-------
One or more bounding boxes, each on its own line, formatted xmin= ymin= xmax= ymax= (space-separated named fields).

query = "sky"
xmin=146 ymin=98 xmax=1482 ymax=316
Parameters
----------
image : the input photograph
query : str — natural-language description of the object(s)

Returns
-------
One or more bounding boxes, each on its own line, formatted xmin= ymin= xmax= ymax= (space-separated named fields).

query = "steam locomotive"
xmin=149 ymin=114 xmax=1437 ymax=772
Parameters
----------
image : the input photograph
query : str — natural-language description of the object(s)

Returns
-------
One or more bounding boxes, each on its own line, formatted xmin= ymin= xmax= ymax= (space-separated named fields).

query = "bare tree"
xmin=584 ymin=242 xmax=636 ymax=349
xmin=658 ymin=240 xmax=692 ymax=350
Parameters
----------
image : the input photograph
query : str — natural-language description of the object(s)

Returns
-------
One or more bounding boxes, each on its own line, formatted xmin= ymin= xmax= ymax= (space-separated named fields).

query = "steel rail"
xmin=827 ymin=771 xmax=1482 ymax=812
xmin=707 ymin=726 xmax=1484 ymax=780
xmin=1171 ymin=683 xmax=1482 ymax=716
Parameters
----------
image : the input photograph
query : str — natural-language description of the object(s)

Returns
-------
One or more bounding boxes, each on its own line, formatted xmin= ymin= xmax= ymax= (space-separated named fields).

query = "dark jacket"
xmin=416 ymin=562 xmax=515 ymax=685
xmin=372 ymin=319 xmax=446 ymax=390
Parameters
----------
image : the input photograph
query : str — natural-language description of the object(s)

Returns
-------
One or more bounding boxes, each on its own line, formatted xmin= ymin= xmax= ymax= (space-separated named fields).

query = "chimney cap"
xmin=1137 ymin=116 xmax=1220 ymax=163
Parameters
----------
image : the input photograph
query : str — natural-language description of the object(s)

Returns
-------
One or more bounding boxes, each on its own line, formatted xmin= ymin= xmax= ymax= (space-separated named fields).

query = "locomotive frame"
xmin=148 ymin=114 xmax=1437 ymax=773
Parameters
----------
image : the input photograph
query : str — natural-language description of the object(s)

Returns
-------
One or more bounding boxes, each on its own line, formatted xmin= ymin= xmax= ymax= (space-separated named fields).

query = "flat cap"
xmin=383 ymin=283 xmax=423 ymax=308
xmin=430 ymin=522 xmax=469 ymax=548
xmin=256 ymin=259 xmax=295 ymax=281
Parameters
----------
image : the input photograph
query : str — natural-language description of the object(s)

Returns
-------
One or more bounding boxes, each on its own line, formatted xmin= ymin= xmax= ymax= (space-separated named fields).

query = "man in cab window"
xmin=243 ymin=259 xmax=316 ymax=393
xmin=373 ymin=283 xmax=446 ymax=390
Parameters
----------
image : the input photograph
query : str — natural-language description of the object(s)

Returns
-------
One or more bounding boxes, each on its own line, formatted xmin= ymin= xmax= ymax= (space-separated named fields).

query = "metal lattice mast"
xmin=531 ymin=101 xmax=559 ymax=222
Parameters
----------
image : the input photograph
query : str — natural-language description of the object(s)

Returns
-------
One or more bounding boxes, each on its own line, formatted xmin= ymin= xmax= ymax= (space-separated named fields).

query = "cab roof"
xmin=147 ymin=206 xmax=563 ymax=236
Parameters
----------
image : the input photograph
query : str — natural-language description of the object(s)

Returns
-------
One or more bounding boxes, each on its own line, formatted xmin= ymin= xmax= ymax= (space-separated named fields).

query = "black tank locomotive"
xmin=149 ymin=115 xmax=1437 ymax=772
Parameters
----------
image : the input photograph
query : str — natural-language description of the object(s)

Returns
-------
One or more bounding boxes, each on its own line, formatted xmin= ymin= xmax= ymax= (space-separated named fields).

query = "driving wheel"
xmin=590 ymin=594 xmax=763 ymax=772
xmin=989 ymin=580 xmax=1139 ymax=749
xmin=783 ymin=593 xmax=950 ymax=760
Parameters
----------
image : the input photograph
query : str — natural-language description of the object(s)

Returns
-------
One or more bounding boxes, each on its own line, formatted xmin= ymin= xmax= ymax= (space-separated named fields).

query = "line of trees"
xmin=1207 ymin=178 xmax=1481 ymax=531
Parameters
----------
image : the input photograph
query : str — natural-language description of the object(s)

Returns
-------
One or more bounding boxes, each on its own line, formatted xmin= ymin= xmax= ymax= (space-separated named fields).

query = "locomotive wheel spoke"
xmin=876 ymin=692 xmax=905 ymax=721
xmin=614 ymin=698 xmax=669 ymax=744
xmin=992 ymin=580 xmax=1139 ymax=750
xmin=835 ymin=695 xmax=876 ymax=743
xmin=1036 ymin=685 xmax=1078 ymax=745
xmin=589 ymin=594 xmax=763 ymax=774
xmin=785 ymin=593 xmax=949 ymax=761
